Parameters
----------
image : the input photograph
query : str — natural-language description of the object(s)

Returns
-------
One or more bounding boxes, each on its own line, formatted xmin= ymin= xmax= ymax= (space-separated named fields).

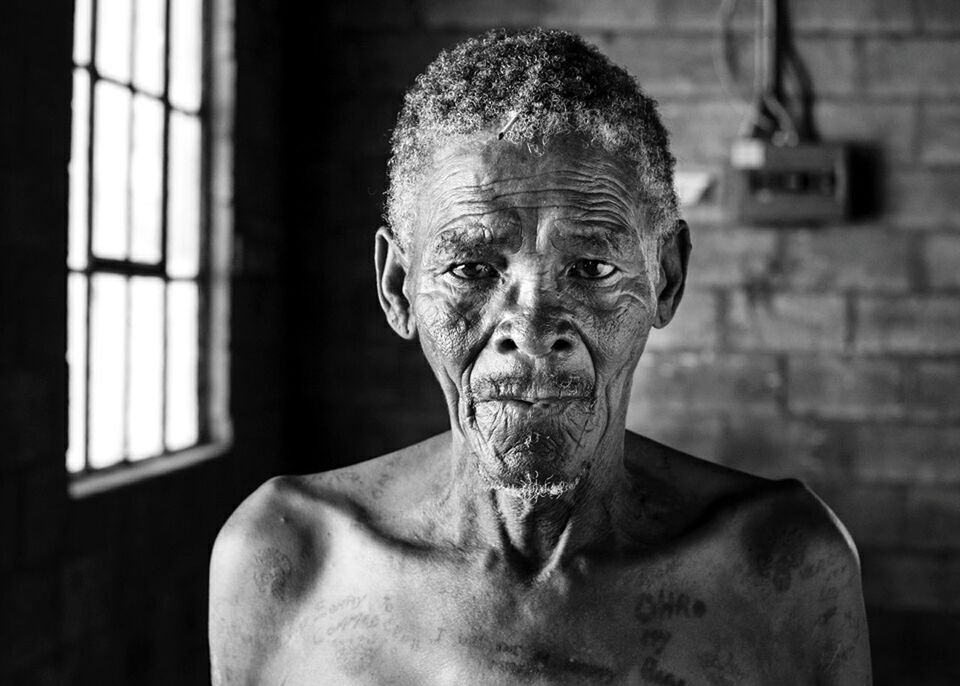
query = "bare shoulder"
xmin=734 ymin=479 xmax=871 ymax=683
xmin=208 ymin=435 xmax=452 ymax=682
xmin=625 ymin=432 xmax=859 ymax=566
xmin=208 ymin=475 xmax=324 ymax=684
xmin=631 ymin=432 xmax=861 ymax=593
xmin=299 ymin=431 xmax=453 ymax=519
xmin=622 ymin=431 xmax=770 ymax=529
xmin=627 ymin=433 xmax=871 ymax=682
xmin=736 ymin=477 xmax=860 ymax=591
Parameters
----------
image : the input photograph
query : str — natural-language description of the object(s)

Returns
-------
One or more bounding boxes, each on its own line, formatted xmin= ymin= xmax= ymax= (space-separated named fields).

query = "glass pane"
xmin=96 ymin=0 xmax=133 ymax=83
xmin=69 ymin=69 xmax=90 ymax=270
xmin=73 ymin=0 xmax=93 ymax=65
xmin=167 ymin=112 xmax=201 ymax=277
xmin=89 ymin=274 xmax=128 ymax=469
xmin=131 ymin=95 xmax=163 ymax=263
xmin=166 ymin=281 xmax=198 ymax=451
xmin=92 ymin=81 xmax=131 ymax=260
xmin=67 ymin=274 xmax=88 ymax=473
xmin=128 ymin=277 xmax=164 ymax=461
xmin=134 ymin=0 xmax=165 ymax=96
xmin=169 ymin=0 xmax=202 ymax=111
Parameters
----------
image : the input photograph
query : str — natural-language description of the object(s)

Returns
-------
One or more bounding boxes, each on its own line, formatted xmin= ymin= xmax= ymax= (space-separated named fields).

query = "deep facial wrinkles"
xmin=409 ymin=137 xmax=665 ymax=500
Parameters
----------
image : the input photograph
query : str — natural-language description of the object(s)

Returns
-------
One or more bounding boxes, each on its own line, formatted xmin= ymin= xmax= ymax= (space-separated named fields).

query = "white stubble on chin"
xmin=465 ymin=402 xmax=600 ymax=501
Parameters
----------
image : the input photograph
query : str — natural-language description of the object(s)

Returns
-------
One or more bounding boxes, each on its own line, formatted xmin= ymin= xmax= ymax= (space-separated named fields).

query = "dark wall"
xmin=0 ymin=0 xmax=289 ymax=683
xmin=283 ymin=15 xmax=455 ymax=468
xmin=285 ymin=2 xmax=960 ymax=685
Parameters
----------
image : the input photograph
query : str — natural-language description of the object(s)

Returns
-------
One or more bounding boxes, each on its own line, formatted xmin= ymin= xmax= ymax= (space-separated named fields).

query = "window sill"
xmin=69 ymin=440 xmax=231 ymax=499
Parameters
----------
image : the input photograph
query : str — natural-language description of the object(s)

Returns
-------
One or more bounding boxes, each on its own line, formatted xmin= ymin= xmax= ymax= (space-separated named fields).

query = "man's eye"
xmin=450 ymin=262 xmax=497 ymax=280
xmin=567 ymin=259 xmax=617 ymax=280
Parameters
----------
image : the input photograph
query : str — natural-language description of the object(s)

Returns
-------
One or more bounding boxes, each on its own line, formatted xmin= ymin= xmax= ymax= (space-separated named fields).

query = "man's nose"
xmin=492 ymin=281 xmax=577 ymax=359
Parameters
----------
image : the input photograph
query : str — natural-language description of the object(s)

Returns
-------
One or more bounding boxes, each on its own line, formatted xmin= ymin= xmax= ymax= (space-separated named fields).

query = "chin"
xmin=461 ymin=392 xmax=604 ymax=499
xmin=471 ymin=425 xmax=594 ymax=502
xmin=493 ymin=474 xmax=582 ymax=501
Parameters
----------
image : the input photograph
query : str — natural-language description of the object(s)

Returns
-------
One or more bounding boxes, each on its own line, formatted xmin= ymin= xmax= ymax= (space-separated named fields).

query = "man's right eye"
xmin=449 ymin=263 xmax=498 ymax=280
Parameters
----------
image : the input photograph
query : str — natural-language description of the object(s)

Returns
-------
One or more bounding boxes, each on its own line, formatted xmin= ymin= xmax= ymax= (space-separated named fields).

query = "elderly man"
xmin=210 ymin=29 xmax=871 ymax=685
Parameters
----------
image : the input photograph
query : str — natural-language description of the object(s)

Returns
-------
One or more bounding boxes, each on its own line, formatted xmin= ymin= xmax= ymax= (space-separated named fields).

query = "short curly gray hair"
xmin=385 ymin=28 xmax=679 ymax=249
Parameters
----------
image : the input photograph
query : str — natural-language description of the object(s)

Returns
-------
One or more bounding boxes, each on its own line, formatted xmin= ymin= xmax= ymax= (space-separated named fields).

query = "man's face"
xmin=396 ymin=135 xmax=673 ymax=497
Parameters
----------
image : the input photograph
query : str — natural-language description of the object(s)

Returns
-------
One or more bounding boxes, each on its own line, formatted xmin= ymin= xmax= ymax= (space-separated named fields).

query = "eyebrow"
xmin=427 ymin=221 xmax=520 ymax=256
xmin=549 ymin=220 xmax=640 ymax=257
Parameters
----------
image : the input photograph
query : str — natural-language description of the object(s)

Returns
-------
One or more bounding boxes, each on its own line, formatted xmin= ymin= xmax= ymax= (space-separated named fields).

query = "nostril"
xmin=496 ymin=338 xmax=518 ymax=353
xmin=552 ymin=338 xmax=573 ymax=353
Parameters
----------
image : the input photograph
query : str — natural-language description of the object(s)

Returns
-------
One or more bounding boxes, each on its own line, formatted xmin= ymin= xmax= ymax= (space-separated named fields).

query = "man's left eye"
xmin=567 ymin=259 xmax=617 ymax=280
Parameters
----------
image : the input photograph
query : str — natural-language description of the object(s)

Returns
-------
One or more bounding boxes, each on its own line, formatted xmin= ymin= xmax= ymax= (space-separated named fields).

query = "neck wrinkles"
xmin=440 ymin=426 xmax=626 ymax=575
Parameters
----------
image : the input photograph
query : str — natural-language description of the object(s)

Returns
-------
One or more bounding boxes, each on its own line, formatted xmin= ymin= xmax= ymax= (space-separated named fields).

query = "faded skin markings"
xmin=639 ymin=628 xmax=671 ymax=656
xmin=697 ymin=649 xmax=746 ymax=686
xmin=252 ymin=547 xmax=293 ymax=601
xmin=750 ymin=521 xmax=808 ymax=592
xmin=628 ymin=587 xmax=710 ymax=686
xmin=634 ymin=588 xmax=707 ymax=623
xmin=637 ymin=656 xmax=687 ymax=686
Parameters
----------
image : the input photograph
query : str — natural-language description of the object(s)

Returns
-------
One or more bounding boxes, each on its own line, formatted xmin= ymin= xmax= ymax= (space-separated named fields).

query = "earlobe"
xmin=375 ymin=227 xmax=418 ymax=340
xmin=653 ymin=220 xmax=691 ymax=329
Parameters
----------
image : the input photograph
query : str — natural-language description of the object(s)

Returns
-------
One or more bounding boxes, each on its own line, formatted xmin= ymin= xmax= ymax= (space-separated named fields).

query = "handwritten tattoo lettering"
xmin=635 ymin=589 xmax=707 ymax=624
xmin=639 ymin=629 xmax=672 ymax=656
xmin=325 ymin=612 xmax=380 ymax=637
xmin=697 ymin=650 xmax=745 ymax=686
xmin=299 ymin=594 xmax=370 ymax=644
xmin=316 ymin=594 xmax=365 ymax=619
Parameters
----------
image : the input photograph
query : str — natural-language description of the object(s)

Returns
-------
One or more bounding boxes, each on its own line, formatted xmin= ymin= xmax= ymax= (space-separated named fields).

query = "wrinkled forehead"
xmin=410 ymin=134 xmax=648 ymax=255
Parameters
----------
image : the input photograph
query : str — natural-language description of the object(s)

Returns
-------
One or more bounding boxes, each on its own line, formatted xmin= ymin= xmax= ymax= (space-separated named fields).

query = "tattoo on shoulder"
xmin=748 ymin=522 xmax=808 ymax=592
xmin=253 ymin=547 xmax=293 ymax=601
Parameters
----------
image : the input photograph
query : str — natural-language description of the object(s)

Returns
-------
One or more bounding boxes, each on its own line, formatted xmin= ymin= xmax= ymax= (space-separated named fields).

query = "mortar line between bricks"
xmin=914 ymin=96 xmax=927 ymax=164
xmin=845 ymin=293 xmax=857 ymax=352
xmin=910 ymin=233 xmax=931 ymax=293
xmin=715 ymin=289 xmax=729 ymax=352
xmin=776 ymin=353 xmax=790 ymax=417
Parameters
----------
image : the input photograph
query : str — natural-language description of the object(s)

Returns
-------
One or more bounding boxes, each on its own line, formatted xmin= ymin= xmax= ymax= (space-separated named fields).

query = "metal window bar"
xmin=70 ymin=0 xmax=211 ymax=476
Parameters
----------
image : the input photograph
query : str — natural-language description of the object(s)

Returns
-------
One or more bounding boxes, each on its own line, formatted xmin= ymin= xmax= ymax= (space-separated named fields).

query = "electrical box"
xmin=728 ymin=139 xmax=848 ymax=224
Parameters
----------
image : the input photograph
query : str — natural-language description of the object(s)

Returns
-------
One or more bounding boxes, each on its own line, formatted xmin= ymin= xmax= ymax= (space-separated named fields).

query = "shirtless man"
xmin=210 ymin=29 xmax=871 ymax=685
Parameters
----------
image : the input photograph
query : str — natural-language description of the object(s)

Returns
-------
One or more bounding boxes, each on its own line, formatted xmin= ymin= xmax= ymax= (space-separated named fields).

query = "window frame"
xmin=67 ymin=0 xmax=233 ymax=496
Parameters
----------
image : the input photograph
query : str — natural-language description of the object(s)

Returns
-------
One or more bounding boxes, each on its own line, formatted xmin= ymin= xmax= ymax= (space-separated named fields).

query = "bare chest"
xmin=266 ymin=545 xmax=805 ymax=686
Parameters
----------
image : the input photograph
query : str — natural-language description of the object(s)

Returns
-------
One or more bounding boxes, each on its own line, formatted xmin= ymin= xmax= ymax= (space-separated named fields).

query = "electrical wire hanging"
xmin=714 ymin=0 xmax=799 ymax=144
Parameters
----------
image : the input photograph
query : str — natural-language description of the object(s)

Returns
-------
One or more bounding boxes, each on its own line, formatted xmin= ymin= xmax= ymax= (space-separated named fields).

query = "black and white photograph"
xmin=2 ymin=0 xmax=958 ymax=684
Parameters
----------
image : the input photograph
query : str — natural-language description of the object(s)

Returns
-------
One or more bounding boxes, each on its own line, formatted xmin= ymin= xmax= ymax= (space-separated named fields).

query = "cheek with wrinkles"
xmin=414 ymin=283 xmax=490 ymax=363
xmin=561 ymin=276 xmax=656 ymax=364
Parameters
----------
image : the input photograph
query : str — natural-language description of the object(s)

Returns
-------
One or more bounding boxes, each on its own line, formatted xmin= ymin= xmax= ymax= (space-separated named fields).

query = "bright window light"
xmin=67 ymin=0 xmax=220 ymax=477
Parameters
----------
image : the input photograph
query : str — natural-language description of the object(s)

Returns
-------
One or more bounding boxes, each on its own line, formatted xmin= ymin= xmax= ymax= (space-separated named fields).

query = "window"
xmin=68 ymin=0 xmax=231 ymax=479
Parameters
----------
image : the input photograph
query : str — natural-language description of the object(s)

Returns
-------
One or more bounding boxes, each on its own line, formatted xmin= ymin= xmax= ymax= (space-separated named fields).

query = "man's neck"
xmin=440 ymin=430 xmax=627 ymax=576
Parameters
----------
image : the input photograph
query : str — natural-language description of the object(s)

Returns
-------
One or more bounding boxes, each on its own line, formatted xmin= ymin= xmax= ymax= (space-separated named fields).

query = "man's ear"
xmin=375 ymin=227 xmax=417 ymax=340
xmin=653 ymin=220 xmax=691 ymax=329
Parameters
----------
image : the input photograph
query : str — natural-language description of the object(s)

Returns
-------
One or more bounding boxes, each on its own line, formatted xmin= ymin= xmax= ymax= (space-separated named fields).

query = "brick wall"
xmin=0 ymin=0 xmax=288 ymax=683
xmin=287 ymin=1 xmax=960 ymax=683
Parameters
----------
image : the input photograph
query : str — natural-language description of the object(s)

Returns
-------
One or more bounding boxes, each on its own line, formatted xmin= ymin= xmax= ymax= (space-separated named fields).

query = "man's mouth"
xmin=473 ymin=390 xmax=595 ymax=414
xmin=480 ymin=395 xmax=589 ymax=406
xmin=471 ymin=373 xmax=594 ymax=404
